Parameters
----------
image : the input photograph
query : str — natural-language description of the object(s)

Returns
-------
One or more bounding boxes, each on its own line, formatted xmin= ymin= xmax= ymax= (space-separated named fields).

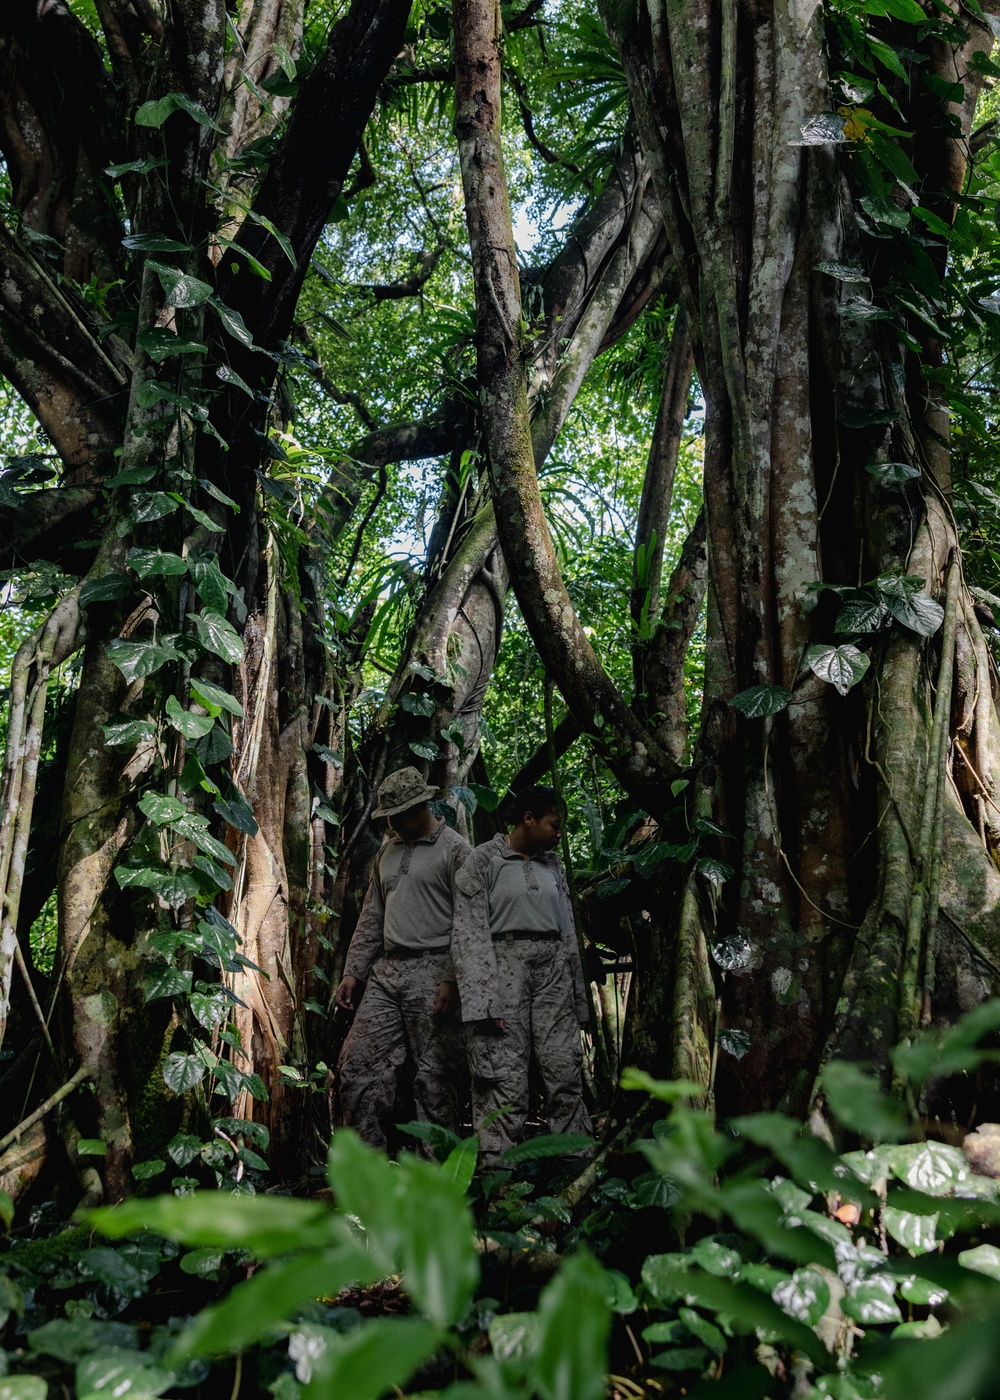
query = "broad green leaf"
xmin=711 ymin=936 xmax=752 ymax=971
xmin=165 ymin=695 xmax=215 ymax=740
xmin=882 ymin=588 xmax=945 ymax=637
xmin=408 ymin=740 xmax=440 ymax=760
xmin=691 ymin=1238 xmax=742 ymax=1277
xmin=678 ymin=1305 xmax=726 ymax=1352
xmin=394 ymin=1156 xmax=480 ymax=1327
xmin=27 ymin=1317 xmax=137 ymax=1363
xmin=213 ymin=787 xmax=258 ymax=836
xmin=619 ymin=1067 xmax=703 ymax=1102
xmin=194 ymin=722 xmax=233 ymax=765
xmin=191 ymin=678 xmax=244 ymax=718
xmin=835 ymin=589 xmax=890 ymax=634
xmin=441 ymin=1137 xmax=479 ymax=1193
xmin=892 ymin=1001 xmax=1000 ymax=1084
xmin=819 ymin=1060 xmax=909 ymax=1141
xmin=188 ymin=552 xmax=229 ymax=613
xmin=167 ymin=1134 xmax=202 ymax=1167
xmin=171 ymin=815 xmax=236 ymax=867
xmin=131 ymin=1159 xmax=166 ymax=1182
xmin=108 ymin=639 xmax=179 ymax=684
xmin=301 ymin=1318 xmax=440 ymax=1400
xmin=884 ymin=1206 xmax=938 ymax=1254
xmin=805 ymin=643 xmax=870 ymax=695
xmin=900 ymin=1274 xmax=949 ymax=1305
xmin=138 ymin=791 xmax=186 ymax=824
xmin=174 ymin=1243 xmax=377 ymax=1359
xmin=211 ymin=299 xmax=254 ymax=347
xmin=81 ymin=575 xmax=132 ymax=607
xmin=400 ymin=691 xmax=436 ymax=716
xmin=192 ymin=611 xmax=244 ymax=663
xmin=143 ymin=966 xmax=192 ymax=1001
xmin=130 ymin=491 xmax=179 ymax=524
xmin=102 ymin=716 xmax=157 ymax=749
xmin=866 ymin=460 xmax=920 ymax=484
xmin=815 ymin=259 xmax=869 ymax=282
xmin=136 ymin=328 xmax=207 ymax=361
xmin=88 ymin=1192 xmax=330 ymax=1257
xmin=696 ymin=857 xmax=733 ymax=887
xmin=122 ymin=232 xmax=192 ymax=253
xmin=135 ymin=91 xmax=223 ymax=131
xmin=718 ymin=1028 xmax=752 ymax=1060
xmin=729 ymin=685 xmax=792 ymax=717
xmin=957 ymin=1243 xmax=1000 ymax=1280
xmin=162 ymin=1053 xmax=207 ymax=1094
xmin=76 ymin=1347 xmax=173 ymax=1395
xmin=530 ymin=1252 xmax=610 ymax=1400
xmin=0 ymin=1379 xmax=49 ymax=1399
xmin=76 ymin=1139 xmax=107 ymax=1157
xmin=127 ymin=548 xmax=187 ymax=578
xmin=792 ymin=112 xmax=847 ymax=144
xmin=105 ymin=463 xmax=157 ymax=487
xmin=890 ymin=1141 xmax=969 ymax=1196
xmin=178 ymin=1248 xmax=224 ymax=1278
xmin=633 ymin=1171 xmax=682 ymax=1208
xmin=105 ymin=156 xmax=167 ymax=177
xmin=842 ymin=1278 xmax=901 ymax=1324
xmin=216 ymin=364 xmax=256 ymax=398
xmin=114 ymin=866 xmax=199 ymax=908
xmin=146 ymin=260 xmax=214 ymax=309
xmin=489 ymin=1311 xmax=539 ymax=1365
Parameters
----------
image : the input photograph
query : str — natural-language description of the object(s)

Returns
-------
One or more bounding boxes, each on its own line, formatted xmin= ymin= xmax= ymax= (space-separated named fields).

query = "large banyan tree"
xmin=0 ymin=0 xmax=999 ymax=1203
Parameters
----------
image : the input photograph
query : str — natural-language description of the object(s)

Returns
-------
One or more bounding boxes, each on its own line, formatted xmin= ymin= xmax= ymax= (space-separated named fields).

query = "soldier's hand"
xmin=469 ymin=1017 xmax=505 ymax=1034
xmin=335 ymin=975 xmax=357 ymax=1012
xmin=432 ymin=980 xmax=459 ymax=1016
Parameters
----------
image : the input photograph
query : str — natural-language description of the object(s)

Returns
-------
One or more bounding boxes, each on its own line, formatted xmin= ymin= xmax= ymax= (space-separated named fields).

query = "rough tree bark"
xmin=0 ymin=0 xmax=411 ymax=1193
xmin=452 ymin=0 xmax=1000 ymax=1122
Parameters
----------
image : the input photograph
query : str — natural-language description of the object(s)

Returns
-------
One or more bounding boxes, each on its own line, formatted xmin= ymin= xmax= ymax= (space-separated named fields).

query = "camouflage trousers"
xmin=338 ymin=950 xmax=464 ymax=1153
xmin=466 ymin=939 xmax=592 ymax=1167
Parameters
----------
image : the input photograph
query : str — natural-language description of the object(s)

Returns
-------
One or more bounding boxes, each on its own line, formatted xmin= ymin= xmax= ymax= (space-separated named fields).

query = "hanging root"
xmin=0 ymin=587 xmax=81 ymax=1053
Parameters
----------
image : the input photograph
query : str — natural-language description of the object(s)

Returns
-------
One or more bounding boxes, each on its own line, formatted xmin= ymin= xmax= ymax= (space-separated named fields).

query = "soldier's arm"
xmin=341 ymin=856 xmax=386 ymax=983
xmin=440 ymin=832 xmax=472 ymax=985
xmin=450 ymin=847 xmax=504 ymax=1023
xmin=555 ymin=861 xmax=590 ymax=1025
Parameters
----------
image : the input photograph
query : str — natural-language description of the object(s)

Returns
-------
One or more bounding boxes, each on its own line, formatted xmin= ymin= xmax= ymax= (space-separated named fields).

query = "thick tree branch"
xmin=0 ymin=488 xmax=100 ymax=571
xmin=453 ymin=0 xmax=679 ymax=804
xmin=630 ymin=305 xmax=695 ymax=636
xmin=0 ymin=228 xmax=128 ymax=476
xmin=0 ymin=0 xmax=123 ymax=286
xmin=355 ymin=240 xmax=447 ymax=301
xmin=634 ymin=507 xmax=707 ymax=763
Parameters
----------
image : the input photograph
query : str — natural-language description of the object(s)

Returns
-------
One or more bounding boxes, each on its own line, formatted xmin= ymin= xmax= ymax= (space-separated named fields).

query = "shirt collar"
xmin=388 ymin=817 xmax=445 ymax=847
xmin=494 ymin=832 xmax=555 ymax=863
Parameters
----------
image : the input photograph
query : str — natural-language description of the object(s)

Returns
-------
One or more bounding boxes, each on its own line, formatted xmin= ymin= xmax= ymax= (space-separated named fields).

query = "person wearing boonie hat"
xmin=335 ymin=766 xmax=471 ymax=1152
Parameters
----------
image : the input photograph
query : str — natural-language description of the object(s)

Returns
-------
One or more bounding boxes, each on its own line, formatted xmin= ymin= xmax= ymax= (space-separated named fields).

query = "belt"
xmin=383 ymin=945 xmax=450 ymax=960
xmin=492 ymin=929 xmax=560 ymax=942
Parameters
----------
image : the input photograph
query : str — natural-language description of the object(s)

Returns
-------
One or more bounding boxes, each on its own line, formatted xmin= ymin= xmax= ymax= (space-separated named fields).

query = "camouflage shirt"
xmin=343 ymin=819 xmax=471 ymax=981
xmin=451 ymin=833 xmax=589 ymax=1023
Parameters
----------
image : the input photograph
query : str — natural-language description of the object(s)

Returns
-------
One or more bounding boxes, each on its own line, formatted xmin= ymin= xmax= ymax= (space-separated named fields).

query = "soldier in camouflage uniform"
xmin=451 ymin=785 xmax=593 ymax=1167
xmin=335 ymin=767 xmax=470 ymax=1151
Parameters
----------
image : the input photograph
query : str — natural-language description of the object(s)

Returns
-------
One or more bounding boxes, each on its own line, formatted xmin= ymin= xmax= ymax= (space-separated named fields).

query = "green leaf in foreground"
xmin=86 ymin=1191 xmax=331 ymax=1258
xmin=500 ymin=1133 xmax=594 ymax=1163
xmin=301 ymin=1318 xmax=440 ymax=1400
xmin=805 ymin=642 xmax=870 ymax=695
xmin=174 ymin=1243 xmax=377 ymax=1359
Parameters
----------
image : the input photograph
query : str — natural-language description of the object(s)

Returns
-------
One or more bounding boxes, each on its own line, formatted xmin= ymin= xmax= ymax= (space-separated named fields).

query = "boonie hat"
xmin=373 ymin=766 xmax=438 ymax=818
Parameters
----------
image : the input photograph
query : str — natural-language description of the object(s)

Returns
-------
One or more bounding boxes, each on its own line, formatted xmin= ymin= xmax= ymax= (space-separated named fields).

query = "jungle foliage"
xmin=2 ymin=0 xmax=1000 ymax=1391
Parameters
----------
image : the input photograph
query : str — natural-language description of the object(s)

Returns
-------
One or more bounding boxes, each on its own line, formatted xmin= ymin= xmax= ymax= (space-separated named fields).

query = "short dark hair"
xmin=509 ymin=785 xmax=559 ymax=827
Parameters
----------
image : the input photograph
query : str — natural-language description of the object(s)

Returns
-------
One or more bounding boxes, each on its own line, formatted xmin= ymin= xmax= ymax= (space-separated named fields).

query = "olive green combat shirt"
xmin=343 ymin=819 xmax=470 ymax=982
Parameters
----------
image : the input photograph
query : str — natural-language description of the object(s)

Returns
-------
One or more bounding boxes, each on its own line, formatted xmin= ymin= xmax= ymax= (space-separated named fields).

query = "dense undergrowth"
xmin=2 ymin=1007 xmax=1000 ymax=1399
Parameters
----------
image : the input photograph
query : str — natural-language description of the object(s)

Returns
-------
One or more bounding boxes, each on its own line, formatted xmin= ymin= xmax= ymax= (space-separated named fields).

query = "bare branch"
xmin=355 ymin=241 xmax=447 ymax=300
xmin=293 ymin=323 xmax=378 ymax=429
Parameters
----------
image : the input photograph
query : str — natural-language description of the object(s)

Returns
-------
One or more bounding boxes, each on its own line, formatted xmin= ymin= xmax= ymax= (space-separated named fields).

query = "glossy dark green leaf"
xmin=80 ymin=574 xmax=132 ymax=607
xmin=165 ymin=696 xmax=215 ymax=740
xmin=143 ymin=966 xmax=192 ymax=1001
xmin=301 ymin=1318 xmax=440 ymax=1400
xmin=108 ymin=639 xmax=179 ymax=684
xmin=729 ymin=685 xmax=792 ymax=717
xmin=192 ymin=611 xmax=244 ymax=664
xmin=819 ymin=1060 xmax=909 ymax=1141
xmin=102 ymin=715 xmax=157 ymax=749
